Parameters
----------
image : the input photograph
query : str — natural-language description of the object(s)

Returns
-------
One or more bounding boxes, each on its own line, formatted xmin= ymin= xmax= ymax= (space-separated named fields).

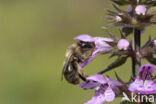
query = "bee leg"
xmin=78 ymin=68 xmax=88 ymax=81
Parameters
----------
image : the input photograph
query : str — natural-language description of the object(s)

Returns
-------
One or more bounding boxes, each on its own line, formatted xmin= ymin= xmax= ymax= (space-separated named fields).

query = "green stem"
xmin=132 ymin=29 xmax=141 ymax=78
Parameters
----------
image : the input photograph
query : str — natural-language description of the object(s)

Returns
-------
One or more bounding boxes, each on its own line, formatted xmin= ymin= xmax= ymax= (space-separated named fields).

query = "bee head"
xmin=78 ymin=41 xmax=95 ymax=51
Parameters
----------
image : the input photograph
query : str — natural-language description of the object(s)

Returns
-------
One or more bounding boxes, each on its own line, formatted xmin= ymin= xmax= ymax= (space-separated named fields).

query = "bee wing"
xmin=61 ymin=52 xmax=73 ymax=80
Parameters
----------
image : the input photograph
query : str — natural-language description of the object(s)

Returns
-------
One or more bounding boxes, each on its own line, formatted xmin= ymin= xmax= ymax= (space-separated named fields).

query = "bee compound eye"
xmin=81 ymin=43 xmax=93 ymax=49
xmin=81 ymin=43 xmax=86 ymax=47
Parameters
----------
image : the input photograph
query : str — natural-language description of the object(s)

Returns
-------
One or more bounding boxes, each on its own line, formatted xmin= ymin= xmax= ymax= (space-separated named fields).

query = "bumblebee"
xmin=62 ymin=41 xmax=95 ymax=85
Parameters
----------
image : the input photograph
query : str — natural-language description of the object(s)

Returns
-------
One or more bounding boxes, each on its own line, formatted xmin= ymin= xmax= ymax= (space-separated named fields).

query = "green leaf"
xmin=111 ymin=0 xmax=129 ymax=5
xmin=97 ymin=56 xmax=128 ymax=74
xmin=146 ymin=55 xmax=156 ymax=65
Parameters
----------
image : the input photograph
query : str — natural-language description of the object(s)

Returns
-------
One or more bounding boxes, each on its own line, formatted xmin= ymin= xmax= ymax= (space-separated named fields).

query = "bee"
xmin=62 ymin=41 xmax=95 ymax=85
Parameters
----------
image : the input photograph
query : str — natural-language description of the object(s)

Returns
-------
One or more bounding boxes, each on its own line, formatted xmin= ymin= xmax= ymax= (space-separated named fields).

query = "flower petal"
xmin=106 ymin=78 xmax=122 ymax=88
xmin=94 ymin=37 xmax=113 ymax=54
xmin=104 ymin=87 xmax=115 ymax=102
xmin=129 ymin=78 xmax=156 ymax=94
xmin=87 ymin=74 xmax=107 ymax=84
xmin=129 ymin=78 xmax=144 ymax=93
xmin=85 ymin=93 xmax=105 ymax=104
xmin=139 ymin=64 xmax=155 ymax=80
xmin=74 ymin=34 xmax=94 ymax=42
xmin=78 ymin=81 xmax=100 ymax=90
xmin=143 ymin=80 xmax=156 ymax=94
xmin=139 ymin=64 xmax=155 ymax=74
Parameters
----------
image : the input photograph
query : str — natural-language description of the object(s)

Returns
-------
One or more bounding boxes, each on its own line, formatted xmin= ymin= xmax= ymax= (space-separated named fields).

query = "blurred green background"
xmin=0 ymin=0 xmax=155 ymax=104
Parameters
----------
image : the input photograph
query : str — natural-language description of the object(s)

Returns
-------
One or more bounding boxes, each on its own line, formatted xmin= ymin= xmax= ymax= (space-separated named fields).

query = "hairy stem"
xmin=131 ymin=29 xmax=141 ymax=78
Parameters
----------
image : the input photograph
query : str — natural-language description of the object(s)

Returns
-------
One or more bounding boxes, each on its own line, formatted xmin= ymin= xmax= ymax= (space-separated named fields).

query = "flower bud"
xmin=153 ymin=40 xmax=156 ymax=47
xmin=135 ymin=5 xmax=146 ymax=15
xmin=115 ymin=16 xmax=122 ymax=22
xmin=117 ymin=39 xmax=129 ymax=50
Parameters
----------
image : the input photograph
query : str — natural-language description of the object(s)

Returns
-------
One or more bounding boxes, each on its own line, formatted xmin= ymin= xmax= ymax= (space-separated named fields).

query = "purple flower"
xmin=138 ymin=64 xmax=154 ymax=80
xmin=74 ymin=35 xmax=114 ymax=68
xmin=117 ymin=39 xmax=130 ymax=50
xmin=135 ymin=5 xmax=147 ymax=15
xmin=78 ymin=74 xmax=122 ymax=104
xmin=93 ymin=37 xmax=113 ymax=54
xmin=129 ymin=64 xmax=156 ymax=94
